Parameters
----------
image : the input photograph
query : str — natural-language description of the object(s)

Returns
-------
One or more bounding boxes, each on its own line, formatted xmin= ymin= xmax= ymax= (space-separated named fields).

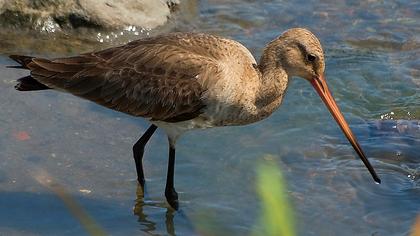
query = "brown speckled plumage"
xmin=10 ymin=28 xmax=380 ymax=209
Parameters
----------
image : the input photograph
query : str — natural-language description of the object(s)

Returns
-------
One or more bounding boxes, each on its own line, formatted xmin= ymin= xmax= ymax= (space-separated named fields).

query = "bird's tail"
xmin=8 ymin=55 xmax=51 ymax=91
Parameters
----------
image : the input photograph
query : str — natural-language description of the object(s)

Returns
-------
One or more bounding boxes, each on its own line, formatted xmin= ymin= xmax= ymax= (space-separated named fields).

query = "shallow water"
xmin=0 ymin=0 xmax=419 ymax=235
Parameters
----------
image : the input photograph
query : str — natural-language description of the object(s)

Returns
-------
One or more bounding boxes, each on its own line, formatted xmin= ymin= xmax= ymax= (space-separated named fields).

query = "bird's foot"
xmin=165 ymin=188 xmax=179 ymax=210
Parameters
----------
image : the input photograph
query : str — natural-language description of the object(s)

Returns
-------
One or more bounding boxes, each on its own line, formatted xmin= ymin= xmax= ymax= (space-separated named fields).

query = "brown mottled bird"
xmin=9 ymin=28 xmax=380 ymax=210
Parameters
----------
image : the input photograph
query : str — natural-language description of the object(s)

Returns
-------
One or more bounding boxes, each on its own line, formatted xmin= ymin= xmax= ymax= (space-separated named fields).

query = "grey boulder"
xmin=0 ymin=0 xmax=179 ymax=30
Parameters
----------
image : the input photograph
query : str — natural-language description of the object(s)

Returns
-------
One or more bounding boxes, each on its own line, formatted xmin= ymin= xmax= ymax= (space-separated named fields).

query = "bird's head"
xmin=274 ymin=28 xmax=325 ymax=81
xmin=266 ymin=28 xmax=381 ymax=183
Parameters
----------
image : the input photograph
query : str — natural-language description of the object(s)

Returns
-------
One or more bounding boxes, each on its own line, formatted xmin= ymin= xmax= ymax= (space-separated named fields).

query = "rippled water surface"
xmin=0 ymin=0 xmax=419 ymax=235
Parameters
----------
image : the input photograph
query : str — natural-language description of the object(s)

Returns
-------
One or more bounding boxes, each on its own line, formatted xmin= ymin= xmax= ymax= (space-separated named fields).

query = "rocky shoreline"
xmin=0 ymin=0 xmax=180 ymax=31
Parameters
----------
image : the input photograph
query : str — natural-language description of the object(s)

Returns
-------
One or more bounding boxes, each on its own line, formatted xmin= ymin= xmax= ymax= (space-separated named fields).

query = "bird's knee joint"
xmin=133 ymin=145 xmax=145 ymax=154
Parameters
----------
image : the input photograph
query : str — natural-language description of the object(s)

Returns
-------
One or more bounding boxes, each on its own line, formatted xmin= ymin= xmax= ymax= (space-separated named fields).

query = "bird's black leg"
xmin=165 ymin=141 xmax=179 ymax=210
xmin=133 ymin=124 xmax=158 ymax=186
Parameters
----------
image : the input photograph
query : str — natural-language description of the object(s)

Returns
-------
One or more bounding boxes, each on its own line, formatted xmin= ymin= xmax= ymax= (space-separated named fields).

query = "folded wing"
xmin=23 ymin=33 xmax=223 ymax=122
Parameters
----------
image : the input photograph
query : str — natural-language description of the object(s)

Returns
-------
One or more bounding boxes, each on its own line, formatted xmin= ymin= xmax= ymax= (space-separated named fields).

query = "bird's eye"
xmin=307 ymin=53 xmax=316 ymax=62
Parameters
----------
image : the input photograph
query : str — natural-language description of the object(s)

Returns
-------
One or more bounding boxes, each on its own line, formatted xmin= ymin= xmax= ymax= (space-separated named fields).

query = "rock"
xmin=370 ymin=120 xmax=420 ymax=137
xmin=76 ymin=0 xmax=176 ymax=29
xmin=0 ymin=0 xmax=179 ymax=31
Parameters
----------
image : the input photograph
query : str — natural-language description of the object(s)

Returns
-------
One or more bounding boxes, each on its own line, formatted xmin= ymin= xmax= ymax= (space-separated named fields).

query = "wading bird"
xmin=9 ymin=28 xmax=380 ymax=210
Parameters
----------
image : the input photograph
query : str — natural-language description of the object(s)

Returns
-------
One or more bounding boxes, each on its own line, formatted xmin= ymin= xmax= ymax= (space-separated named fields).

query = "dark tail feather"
xmin=9 ymin=54 xmax=51 ymax=91
xmin=15 ymin=75 xmax=51 ymax=91
xmin=9 ymin=55 xmax=35 ymax=69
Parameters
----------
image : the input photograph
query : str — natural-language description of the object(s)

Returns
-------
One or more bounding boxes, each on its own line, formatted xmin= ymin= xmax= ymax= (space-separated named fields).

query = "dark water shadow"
xmin=0 ymin=191 xmax=97 ymax=235
xmin=0 ymin=187 xmax=198 ymax=236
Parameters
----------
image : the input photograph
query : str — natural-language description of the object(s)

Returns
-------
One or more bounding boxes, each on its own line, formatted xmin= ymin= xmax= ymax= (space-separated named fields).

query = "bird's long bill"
xmin=311 ymin=75 xmax=381 ymax=184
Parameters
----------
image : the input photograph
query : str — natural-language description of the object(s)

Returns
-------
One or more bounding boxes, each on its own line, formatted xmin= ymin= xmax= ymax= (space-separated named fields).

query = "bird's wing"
xmin=27 ymin=33 xmax=224 ymax=122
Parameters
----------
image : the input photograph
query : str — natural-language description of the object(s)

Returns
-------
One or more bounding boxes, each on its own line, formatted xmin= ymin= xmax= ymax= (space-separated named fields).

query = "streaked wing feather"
xmin=27 ymin=33 xmax=216 ymax=122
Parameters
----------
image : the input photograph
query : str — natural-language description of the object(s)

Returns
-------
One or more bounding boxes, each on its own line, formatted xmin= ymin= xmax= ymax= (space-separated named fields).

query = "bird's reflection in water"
xmin=165 ymin=209 xmax=176 ymax=235
xmin=133 ymin=184 xmax=195 ymax=236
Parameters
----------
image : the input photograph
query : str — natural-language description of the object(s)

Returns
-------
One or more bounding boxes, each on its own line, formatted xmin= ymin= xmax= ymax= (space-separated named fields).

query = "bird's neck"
xmin=255 ymin=45 xmax=289 ymax=118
